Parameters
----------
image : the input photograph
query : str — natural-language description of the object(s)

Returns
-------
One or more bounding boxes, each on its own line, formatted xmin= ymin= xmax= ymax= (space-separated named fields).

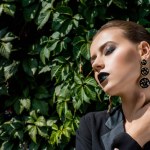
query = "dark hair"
xmin=94 ymin=20 xmax=150 ymax=44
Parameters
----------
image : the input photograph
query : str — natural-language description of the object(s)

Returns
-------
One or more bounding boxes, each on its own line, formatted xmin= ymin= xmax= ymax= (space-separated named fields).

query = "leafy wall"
xmin=0 ymin=0 xmax=150 ymax=149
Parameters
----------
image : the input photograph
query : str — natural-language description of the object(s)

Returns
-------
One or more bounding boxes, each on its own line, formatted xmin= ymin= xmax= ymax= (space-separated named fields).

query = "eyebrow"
xmin=99 ymin=41 xmax=117 ymax=51
xmin=90 ymin=41 xmax=117 ymax=63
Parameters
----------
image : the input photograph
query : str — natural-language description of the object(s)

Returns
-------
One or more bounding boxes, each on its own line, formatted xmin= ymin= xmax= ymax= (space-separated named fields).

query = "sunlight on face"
xmin=90 ymin=28 xmax=141 ymax=96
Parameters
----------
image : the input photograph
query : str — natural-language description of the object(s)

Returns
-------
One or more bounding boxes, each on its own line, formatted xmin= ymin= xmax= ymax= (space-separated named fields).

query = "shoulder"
xmin=79 ymin=105 xmax=122 ymax=131
xmin=76 ymin=110 xmax=109 ymax=141
xmin=81 ymin=110 xmax=109 ymax=124
xmin=81 ymin=105 xmax=121 ymax=124
xmin=78 ymin=110 xmax=109 ymax=134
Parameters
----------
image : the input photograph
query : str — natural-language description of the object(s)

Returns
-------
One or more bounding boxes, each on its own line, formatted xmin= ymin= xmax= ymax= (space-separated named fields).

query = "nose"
xmin=92 ymin=57 xmax=105 ymax=72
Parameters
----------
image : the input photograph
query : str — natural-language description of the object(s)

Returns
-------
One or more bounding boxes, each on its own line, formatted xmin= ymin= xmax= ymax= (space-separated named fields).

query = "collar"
xmin=101 ymin=105 xmax=124 ymax=149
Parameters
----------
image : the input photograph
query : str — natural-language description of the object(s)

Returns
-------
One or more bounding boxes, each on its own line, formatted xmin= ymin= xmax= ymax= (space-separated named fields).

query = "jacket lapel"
xmin=101 ymin=106 xmax=124 ymax=150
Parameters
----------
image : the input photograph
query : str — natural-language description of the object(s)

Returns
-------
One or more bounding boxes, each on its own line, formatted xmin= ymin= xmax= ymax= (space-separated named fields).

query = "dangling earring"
xmin=107 ymin=95 xmax=112 ymax=113
xmin=139 ymin=59 xmax=150 ymax=88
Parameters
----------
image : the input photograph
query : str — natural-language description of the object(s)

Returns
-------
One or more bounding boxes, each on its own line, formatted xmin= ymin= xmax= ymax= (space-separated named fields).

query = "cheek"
xmin=118 ymin=49 xmax=138 ymax=64
xmin=109 ymin=48 xmax=140 ymax=71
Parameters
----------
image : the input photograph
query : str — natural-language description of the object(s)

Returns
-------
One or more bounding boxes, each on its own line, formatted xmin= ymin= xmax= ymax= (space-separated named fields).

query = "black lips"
xmin=98 ymin=72 xmax=109 ymax=83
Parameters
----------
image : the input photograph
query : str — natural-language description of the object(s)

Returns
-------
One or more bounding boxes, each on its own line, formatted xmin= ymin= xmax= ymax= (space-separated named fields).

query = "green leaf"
xmin=49 ymin=40 xmax=59 ymax=51
xmin=36 ymin=4 xmax=52 ymax=30
xmin=86 ymin=29 xmax=97 ymax=41
xmin=73 ymin=13 xmax=82 ymax=27
xmin=25 ymin=116 xmax=35 ymax=124
xmin=23 ymin=87 xmax=29 ymax=97
xmin=113 ymin=0 xmax=127 ymax=9
xmin=54 ymin=41 xmax=64 ymax=55
xmin=0 ymin=28 xmax=8 ymax=39
xmin=47 ymin=117 xmax=57 ymax=127
xmin=72 ymin=44 xmax=81 ymax=59
xmin=49 ymin=131 xmax=59 ymax=145
xmin=74 ymin=73 xmax=82 ymax=84
xmin=30 ymin=110 xmax=38 ymax=120
xmin=28 ymin=125 xmax=37 ymax=143
xmin=44 ymin=47 xmax=50 ymax=59
xmin=52 ymin=124 xmax=58 ymax=131
xmin=3 ymin=4 xmax=16 ymax=16
xmin=0 ymin=42 xmax=12 ymax=59
xmin=62 ymin=126 xmax=70 ymax=138
xmin=50 ymin=32 xmax=59 ymax=39
xmin=56 ymin=6 xmax=73 ymax=16
xmin=72 ymin=18 xmax=79 ymax=28
xmin=21 ymin=0 xmax=35 ymax=7
xmin=34 ymin=86 xmax=49 ymax=99
xmin=1 ymin=141 xmax=14 ymax=150
xmin=40 ymin=36 xmax=49 ymax=45
xmin=32 ymin=99 xmax=49 ymax=115
xmin=73 ymin=36 xmax=85 ymax=46
xmin=20 ymin=98 xmax=31 ymax=111
xmin=73 ymin=14 xmax=83 ymax=20
xmin=40 ymin=46 xmax=52 ymax=64
xmin=35 ymin=116 xmax=46 ymax=127
xmin=138 ymin=18 xmax=150 ymax=25
xmin=13 ymin=130 xmax=23 ymax=140
xmin=22 ymin=58 xmax=38 ymax=76
xmin=78 ymin=86 xmax=90 ymax=103
xmin=65 ymin=111 xmax=73 ymax=120
xmin=73 ymin=98 xmax=82 ymax=110
xmin=1 ymin=32 xmax=17 ymax=42
xmin=80 ymin=43 xmax=90 ymax=60
xmin=53 ymin=56 xmax=67 ymax=64
xmin=84 ymin=85 xmax=96 ymax=100
xmin=58 ymin=85 xmax=70 ymax=98
xmin=37 ymin=127 xmax=48 ymax=138
xmin=51 ymin=65 xmax=62 ymax=79
xmin=146 ymin=28 xmax=150 ymax=33
xmin=0 ymin=5 xmax=3 ymax=15
xmin=56 ymin=101 xmax=68 ymax=117
xmin=40 ymin=144 xmax=55 ymax=150
xmin=52 ymin=13 xmax=67 ymax=31
xmin=23 ymin=4 xmax=39 ymax=21
xmin=60 ymin=19 xmax=73 ymax=35
xmin=14 ymin=99 xmax=24 ymax=114
xmin=4 ymin=61 xmax=19 ymax=80
xmin=84 ymin=77 xmax=97 ymax=87
xmin=37 ymin=10 xmax=51 ymax=29
xmin=38 ymin=65 xmax=51 ymax=74
xmin=29 ymin=141 xmax=40 ymax=150
xmin=0 ymin=85 xmax=8 ymax=96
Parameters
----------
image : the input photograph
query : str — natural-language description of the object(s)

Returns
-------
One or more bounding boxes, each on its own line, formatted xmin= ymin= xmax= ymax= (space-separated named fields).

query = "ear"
xmin=138 ymin=41 xmax=150 ymax=59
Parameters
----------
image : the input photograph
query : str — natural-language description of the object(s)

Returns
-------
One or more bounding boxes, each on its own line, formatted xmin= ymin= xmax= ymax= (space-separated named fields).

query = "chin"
xmin=102 ymin=84 xmax=119 ymax=96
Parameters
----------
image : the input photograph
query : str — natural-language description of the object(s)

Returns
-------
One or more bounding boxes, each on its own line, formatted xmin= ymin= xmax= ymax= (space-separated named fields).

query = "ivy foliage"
xmin=0 ymin=0 xmax=150 ymax=149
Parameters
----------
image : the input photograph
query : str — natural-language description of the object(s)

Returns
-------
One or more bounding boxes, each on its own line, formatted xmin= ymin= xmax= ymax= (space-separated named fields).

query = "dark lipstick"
xmin=98 ymin=72 xmax=109 ymax=83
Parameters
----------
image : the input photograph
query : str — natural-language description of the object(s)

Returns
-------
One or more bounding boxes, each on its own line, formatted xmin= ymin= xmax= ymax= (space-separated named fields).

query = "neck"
xmin=120 ymin=85 xmax=150 ymax=121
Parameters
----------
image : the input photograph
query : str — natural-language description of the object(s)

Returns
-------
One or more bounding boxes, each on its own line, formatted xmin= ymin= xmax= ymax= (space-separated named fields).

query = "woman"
xmin=76 ymin=20 xmax=150 ymax=150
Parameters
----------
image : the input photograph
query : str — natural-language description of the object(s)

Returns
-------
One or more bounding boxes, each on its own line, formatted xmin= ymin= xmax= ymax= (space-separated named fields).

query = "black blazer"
xmin=76 ymin=106 xmax=150 ymax=150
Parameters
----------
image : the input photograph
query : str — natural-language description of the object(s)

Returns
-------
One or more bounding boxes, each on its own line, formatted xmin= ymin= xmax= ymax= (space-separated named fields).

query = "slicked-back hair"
xmin=93 ymin=20 xmax=150 ymax=44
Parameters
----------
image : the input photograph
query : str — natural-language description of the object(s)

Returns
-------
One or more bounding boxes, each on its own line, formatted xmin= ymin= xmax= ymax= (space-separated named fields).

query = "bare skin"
xmin=90 ymin=27 xmax=150 ymax=147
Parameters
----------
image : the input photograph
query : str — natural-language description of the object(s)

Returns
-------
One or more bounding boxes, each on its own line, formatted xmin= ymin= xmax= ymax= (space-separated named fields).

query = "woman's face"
xmin=90 ymin=28 xmax=141 ymax=96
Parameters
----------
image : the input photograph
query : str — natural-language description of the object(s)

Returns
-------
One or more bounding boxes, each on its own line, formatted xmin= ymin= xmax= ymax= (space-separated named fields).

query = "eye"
xmin=104 ymin=45 xmax=116 ymax=55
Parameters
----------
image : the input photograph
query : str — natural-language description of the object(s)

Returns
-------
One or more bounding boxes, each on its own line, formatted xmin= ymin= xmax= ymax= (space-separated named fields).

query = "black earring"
xmin=141 ymin=67 xmax=149 ymax=76
xmin=139 ymin=59 xmax=150 ymax=88
xmin=141 ymin=59 xmax=147 ymax=65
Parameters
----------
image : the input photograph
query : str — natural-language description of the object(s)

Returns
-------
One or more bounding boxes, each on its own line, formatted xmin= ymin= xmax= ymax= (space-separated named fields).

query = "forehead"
xmin=90 ymin=28 xmax=126 ymax=50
